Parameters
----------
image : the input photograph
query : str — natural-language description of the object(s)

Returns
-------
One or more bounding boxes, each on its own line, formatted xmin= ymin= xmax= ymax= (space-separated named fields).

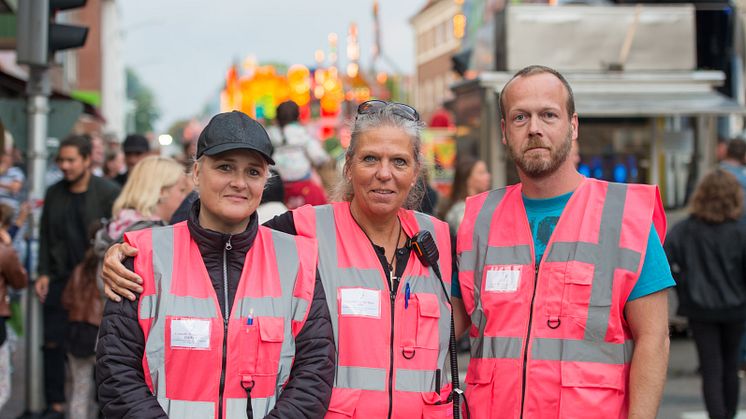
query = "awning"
xmin=451 ymin=70 xmax=746 ymax=117
xmin=576 ymin=91 xmax=746 ymax=117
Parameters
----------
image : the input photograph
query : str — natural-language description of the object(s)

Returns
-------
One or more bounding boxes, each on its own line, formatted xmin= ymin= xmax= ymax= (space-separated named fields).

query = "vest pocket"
xmin=237 ymin=316 xmax=285 ymax=397
xmin=559 ymin=362 xmax=626 ymax=418
xmin=562 ymin=261 xmax=595 ymax=318
xmin=415 ymin=293 xmax=441 ymax=350
xmin=420 ymin=384 xmax=453 ymax=418
xmin=256 ymin=317 xmax=285 ymax=375
xmin=464 ymin=361 xmax=496 ymax=417
xmin=326 ymin=388 xmax=362 ymax=418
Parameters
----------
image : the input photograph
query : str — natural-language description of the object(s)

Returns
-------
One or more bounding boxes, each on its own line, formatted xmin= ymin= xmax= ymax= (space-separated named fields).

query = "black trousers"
xmin=690 ymin=319 xmax=745 ymax=419
xmin=42 ymin=281 xmax=69 ymax=405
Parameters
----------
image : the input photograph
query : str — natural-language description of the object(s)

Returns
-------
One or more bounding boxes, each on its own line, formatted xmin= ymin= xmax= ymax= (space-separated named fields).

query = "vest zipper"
xmin=218 ymin=236 xmax=233 ymax=419
xmin=386 ymin=273 xmax=400 ymax=419
xmin=519 ymin=268 xmax=539 ymax=419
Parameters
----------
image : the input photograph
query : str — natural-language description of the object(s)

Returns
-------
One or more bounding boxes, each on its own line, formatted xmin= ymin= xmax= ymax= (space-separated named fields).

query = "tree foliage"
xmin=126 ymin=68 xmax=160 ymax=134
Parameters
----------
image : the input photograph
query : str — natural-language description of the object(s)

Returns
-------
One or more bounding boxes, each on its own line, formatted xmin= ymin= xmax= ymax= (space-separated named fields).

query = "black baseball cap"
xmin=196 ymin=111 xmax=275 ymax=165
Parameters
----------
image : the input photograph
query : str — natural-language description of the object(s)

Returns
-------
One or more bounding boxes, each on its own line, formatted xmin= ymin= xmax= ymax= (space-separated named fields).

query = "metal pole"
xmin=24 ymin=64 xmax=50 ymax=415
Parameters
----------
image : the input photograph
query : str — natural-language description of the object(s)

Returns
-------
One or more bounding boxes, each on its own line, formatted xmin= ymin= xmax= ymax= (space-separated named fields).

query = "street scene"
xmin=1 ymin=0 xmax=746 ymax=418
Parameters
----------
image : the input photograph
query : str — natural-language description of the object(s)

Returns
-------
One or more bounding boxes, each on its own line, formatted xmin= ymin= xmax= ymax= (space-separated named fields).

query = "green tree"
xmin=126 ymin=68 xmax=160 ymax=134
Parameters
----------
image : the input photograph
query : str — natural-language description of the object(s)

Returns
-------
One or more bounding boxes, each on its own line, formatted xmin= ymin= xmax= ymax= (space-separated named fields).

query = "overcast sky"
xmin=119 ymin=0 xmax=424 ymax=132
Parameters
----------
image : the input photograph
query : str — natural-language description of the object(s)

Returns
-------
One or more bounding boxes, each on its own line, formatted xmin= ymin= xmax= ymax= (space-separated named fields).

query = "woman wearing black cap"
xmin=95 ymin=111 xmax=335 ymax=418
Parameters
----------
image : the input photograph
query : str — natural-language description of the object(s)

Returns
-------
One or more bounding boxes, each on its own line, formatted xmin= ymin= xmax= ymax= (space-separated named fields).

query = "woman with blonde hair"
xmin=108 ymin=155 xmax=189 ymax=235
xmin=665 ymin=169 xmax=746 ymax=419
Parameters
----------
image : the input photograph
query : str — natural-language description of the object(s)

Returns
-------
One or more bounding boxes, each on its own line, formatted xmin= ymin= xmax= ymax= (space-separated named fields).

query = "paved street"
xmin=1 ymin=333 xmax=744 ymax=418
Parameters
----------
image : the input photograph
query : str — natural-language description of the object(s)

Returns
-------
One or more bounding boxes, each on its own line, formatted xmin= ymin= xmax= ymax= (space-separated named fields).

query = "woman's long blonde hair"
xmin=112 ymin=156 xmax=185 ymax=218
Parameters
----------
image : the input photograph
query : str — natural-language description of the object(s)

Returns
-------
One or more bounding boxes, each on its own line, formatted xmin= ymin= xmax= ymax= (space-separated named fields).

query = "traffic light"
xmin=16 ymin=0 xmax=89 ymax=67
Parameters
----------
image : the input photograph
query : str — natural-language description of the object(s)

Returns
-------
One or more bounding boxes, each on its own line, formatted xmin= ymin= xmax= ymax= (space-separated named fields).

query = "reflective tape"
xmin=395 ymin=368 xmax=438 ymax=393
xmin=158 ymin=398 xmax=215 ymax=418
xmin=335 ymin=366 xmax=387 ymax=391
xmin=140 ymin=295 xmax=217 ymax=320
xmin=233 ymin=296 xmax=309 ymax=322
xmin=470 ymin=336 xmax=523 ymax=360
xmin=531 ymin=338 xmax=634 ymax=364
xmin=225 ymin=396 xmax=276 ymax=418
xmin=464 ymin=189 xmax=507 ymax=346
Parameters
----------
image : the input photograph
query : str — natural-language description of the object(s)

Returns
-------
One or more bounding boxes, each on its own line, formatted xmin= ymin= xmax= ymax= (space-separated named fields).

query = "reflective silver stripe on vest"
xmin=531 ymin=338 xmax=634 ymax=364
xmin=225 ymin=396 xmax=276 ymax=418
xmin=395 ymin=369 xmax=440 ymax=393
xmin=461 ymin=190 xmax=522 ymax=360
xmin=470 ymin=336 xmax=523 ymax=360
xmin=157 ymin=398 xmax=214 ymax=418
xmin=144 ymin=226 xmax=307 ymax=416
xmin=145 ymin=227 xmax=180 ymax=400
xmin=313 ymin=205 xmax=451 ymax=392
xmin=335 ymin=366 xmax=388 ymax=391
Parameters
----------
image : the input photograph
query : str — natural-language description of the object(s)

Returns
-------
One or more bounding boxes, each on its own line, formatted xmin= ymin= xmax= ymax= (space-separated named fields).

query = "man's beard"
xmin=506 ymin=128 xmax=573 ymax=179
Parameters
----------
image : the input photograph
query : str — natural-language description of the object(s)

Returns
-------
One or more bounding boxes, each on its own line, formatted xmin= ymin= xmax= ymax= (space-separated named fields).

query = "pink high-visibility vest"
xmin=293 ymin=202 xmax=454 ymax=418
xmin=457 ymin=178 xmax=666 ymax=419
xmin=128 ymin=222 xmax=317 ymax=418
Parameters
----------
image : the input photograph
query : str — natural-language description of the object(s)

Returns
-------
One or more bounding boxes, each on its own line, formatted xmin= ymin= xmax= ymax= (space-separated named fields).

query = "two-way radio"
xmin=410 ymin=231 xmax=469 ymax=419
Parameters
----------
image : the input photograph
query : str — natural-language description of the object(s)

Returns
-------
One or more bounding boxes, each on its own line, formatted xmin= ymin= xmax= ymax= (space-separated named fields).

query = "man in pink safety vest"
xmin=452 ymin=65 xmax=673 ymax=419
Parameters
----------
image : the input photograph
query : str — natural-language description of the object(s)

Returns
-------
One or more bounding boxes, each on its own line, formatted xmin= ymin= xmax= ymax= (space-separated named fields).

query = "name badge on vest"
xmin=484 ymin=266 xmax=522 ymax=293
xmin=170 ymin=318 xmax=211 ymax=349
xmin=339 ymin=288 xmax=381 ymax=318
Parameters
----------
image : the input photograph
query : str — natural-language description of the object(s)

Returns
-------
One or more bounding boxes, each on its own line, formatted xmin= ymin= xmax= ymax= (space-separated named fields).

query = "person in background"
xmin=256 ymin=170 xmax=287 ymax=224
xmin=35 ymin=134 xmax=121 ymax=419
xmin=665 ymin=169 xmax=746 ymax=419
xmin=720 ymin=139 xmax=746 ymax=192
xmin=63 ymin=156 xmax=187 ymax=419
xmin=267 ymin=100 xmax=329 ymax=209
xmin=438 ymin=157 xmax=491 ymax=236
xmin=0 ymin=147 xmax=25 ymax=214
xmin=115 ymin=134 xmax=151 ymax=186
xmin=90 ymin=134 xmax=106 ymax=177
xmin=0 ymin=203 xmax=26 ymax=411
xmin=103 ymin=149 xmax=125 ymax=180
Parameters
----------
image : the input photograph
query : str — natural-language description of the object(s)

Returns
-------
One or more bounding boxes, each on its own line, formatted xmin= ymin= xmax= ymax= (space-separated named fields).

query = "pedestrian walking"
xmin=95 ymin=111 xmax=335 ymax=418
xmin=453 ymin=65 xmax=674 ymax=418
xmin=438 ymin=157 xmax=491 ymax=236
xmin=35 ymin=134 xmax=120 ymax=419
xmin=665 ymin=169 xmax=746 ymax=419
xmin=266 ymin=100 xmax=329 ymax=209
xmin=102 ymin=101 xmax=458 ymax=418
xmin=0 ymin=203 xmax=26 ymax=411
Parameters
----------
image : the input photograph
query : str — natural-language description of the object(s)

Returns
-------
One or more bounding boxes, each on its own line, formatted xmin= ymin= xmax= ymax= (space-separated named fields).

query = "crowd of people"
xmin=0 ymin=64 xmax=743 ymax=418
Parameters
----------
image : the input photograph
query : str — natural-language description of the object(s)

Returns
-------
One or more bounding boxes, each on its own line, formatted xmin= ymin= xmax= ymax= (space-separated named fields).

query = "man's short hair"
xmin=726 ymin=138 xmax=746 ymax=162
xmin=59 ymin=134 xmax=92 ymax=159
xmin=499 ymin=65 xmax=576 ymax=121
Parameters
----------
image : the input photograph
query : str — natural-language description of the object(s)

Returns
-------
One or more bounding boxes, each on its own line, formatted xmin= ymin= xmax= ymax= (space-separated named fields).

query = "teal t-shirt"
xmin=452 ymin=191 xmax=675 ymax=301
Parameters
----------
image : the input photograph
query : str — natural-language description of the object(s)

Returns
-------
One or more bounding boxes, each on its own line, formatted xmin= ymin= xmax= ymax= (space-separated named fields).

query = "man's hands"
xmin=34 ymin=275 xmax=49 ymax=303
xmin=102 ymin=243 xmax=142 ymax=302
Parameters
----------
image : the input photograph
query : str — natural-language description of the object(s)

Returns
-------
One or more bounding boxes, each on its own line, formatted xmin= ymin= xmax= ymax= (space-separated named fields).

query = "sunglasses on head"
xmin=356 ymin=100 xmax=420 ymax=122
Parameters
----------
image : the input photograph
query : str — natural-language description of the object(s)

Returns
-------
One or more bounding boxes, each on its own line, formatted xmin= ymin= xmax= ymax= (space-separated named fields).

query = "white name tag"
xmin=170 ymin=318 xmax=211 ymax=349
xmin=485 ymin=267 xmax=521 ymax=293
xmin=340 ymin=288 xmax=381 ymax=318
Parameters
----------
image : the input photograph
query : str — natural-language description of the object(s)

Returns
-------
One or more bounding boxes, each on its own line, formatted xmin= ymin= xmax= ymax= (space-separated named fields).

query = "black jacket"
xmin=665 ymin=216 xmax=746 ymax=321
xmin=96 ymin=202 xmax=335 ymax=418
xmin=38 ymin=175 xmax=120 ymax=283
